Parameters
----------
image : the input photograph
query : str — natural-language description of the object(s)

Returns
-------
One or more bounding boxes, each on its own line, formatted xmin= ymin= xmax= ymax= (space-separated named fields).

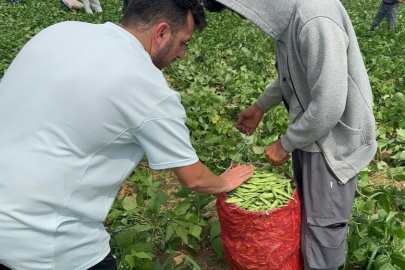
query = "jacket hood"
xmin=215 ymin=0 xmax=296 ymax=40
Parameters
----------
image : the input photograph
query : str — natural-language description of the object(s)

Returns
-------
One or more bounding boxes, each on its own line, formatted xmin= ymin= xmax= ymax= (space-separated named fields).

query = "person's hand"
xmin=219 ymin=165 xmax=254 ymax=192
xmin=264 ymin=140 xmax=290 ymax=166
xmin=235 ymin=103 xmax=265 ymax=135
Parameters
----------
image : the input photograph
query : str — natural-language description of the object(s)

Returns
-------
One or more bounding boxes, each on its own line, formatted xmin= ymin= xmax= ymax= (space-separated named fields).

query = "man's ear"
xmin=153 ymin=22 xmax=172 ymax=47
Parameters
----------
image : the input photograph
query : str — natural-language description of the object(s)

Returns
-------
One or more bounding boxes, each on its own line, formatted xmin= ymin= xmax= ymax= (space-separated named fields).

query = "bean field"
xmin=1 ymin=0 xmax=405 ymax=269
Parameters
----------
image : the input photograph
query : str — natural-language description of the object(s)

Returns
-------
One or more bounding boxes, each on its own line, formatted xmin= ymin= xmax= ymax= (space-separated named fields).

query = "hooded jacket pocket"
xmin=323 ymin=121 xmax=367 ymax=162
xmin=306 ymin=218 xmax=348 ymax=269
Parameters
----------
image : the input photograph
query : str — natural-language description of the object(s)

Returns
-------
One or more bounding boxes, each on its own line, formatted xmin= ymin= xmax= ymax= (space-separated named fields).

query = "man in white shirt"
xmin=0 ymin=0 xmax=253 ymax=269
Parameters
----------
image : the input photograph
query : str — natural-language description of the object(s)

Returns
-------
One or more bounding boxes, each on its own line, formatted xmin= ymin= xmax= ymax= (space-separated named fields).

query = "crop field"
xmin=1 ymin=0 xmax=404 ymax=269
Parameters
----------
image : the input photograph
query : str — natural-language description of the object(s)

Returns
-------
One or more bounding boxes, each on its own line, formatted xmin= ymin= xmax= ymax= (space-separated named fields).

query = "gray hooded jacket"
xmin=216 ymin=0 xmax=377 ymax=184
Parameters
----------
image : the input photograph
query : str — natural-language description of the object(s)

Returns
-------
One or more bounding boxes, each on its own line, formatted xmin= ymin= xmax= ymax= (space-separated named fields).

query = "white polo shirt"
xmin=0 ymin=22 xmax=198 ymax=270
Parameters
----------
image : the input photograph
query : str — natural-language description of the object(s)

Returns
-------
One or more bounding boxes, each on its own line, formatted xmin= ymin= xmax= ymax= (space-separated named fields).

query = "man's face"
xmin=152 ymin=12 xmax=195 ymax=70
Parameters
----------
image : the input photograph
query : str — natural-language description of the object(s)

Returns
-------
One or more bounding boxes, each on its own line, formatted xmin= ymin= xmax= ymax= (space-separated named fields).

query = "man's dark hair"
xmin=201 ymin=0 xmax=225 ymax=12
xmin=121 ymin=0 xmax=207 ymax=34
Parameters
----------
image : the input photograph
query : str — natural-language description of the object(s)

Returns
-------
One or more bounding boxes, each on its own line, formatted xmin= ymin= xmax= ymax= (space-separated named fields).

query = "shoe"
xmin=94 ymin=6 xmax=102 ymax=12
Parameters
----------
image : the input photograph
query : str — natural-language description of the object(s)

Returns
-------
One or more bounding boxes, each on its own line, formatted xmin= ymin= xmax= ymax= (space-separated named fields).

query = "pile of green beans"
xmin=225 ymin=166 xmax=295 ymax=212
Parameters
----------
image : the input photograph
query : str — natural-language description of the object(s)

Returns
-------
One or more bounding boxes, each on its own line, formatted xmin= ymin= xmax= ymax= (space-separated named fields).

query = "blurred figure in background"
xmin=82 ymin=0 xmax=103 ymax=13
xmin=60 ymin=0 xmax=85 ymax=10
xmin=122 ymin=0 xmax=129 ymax=13
xmin=370 ymin=0 xmax=404 ymax=31
xmin=8 ymin=0 xmax=20 ymax=4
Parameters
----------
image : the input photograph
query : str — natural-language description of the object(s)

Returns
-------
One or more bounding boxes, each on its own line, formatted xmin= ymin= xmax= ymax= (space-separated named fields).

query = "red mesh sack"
xmin=216 ymin=169 xmax=303 ymax=270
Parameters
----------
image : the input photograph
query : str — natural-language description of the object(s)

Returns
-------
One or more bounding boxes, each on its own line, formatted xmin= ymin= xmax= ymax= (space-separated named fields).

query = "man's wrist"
xmin=254 ymin=101 xmax=266 ymax=113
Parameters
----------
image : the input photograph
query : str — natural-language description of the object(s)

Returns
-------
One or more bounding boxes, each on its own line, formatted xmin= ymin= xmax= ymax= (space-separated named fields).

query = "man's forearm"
xmin=172 ymin=161 xmax=253 ymax=194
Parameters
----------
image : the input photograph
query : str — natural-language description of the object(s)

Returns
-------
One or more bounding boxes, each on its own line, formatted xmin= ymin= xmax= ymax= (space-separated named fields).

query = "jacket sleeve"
xmin=281 ymin=18 xmax=350 ymax=153
xmin=256 ymin=76 xmax=283 ymax=112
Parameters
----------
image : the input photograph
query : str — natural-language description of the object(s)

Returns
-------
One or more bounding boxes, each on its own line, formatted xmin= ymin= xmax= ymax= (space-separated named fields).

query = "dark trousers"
xmin=370 ymin=2 xmax=399 ymax=30
xmin=292 ymin=150 xmax=358 ymax=270
xmin=0 ymin=252 xmax=117 ymax=270
xmin=122 ymin=0 xmax=129 ymax=13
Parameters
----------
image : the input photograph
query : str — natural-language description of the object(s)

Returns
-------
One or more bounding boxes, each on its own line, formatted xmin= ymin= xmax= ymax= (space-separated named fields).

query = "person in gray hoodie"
xmin=370 ymin=0 xmax=404 ymax=31
xmin=203 ymin=0 xmax=377 ymax=269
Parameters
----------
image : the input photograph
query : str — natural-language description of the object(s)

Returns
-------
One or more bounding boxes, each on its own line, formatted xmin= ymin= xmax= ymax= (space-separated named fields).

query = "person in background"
xmin=0 ymin=0 xmax=253 ymax=269
xmin=82 ymin=0 xmax=103 ymax=13
xmin=8 ymin=0 xmax=20 ymax=4
xmin=122 ymin=0 xmax=129 ymax=13
xmin=60 ymin=0 xmax=85 ymax=11
xmin=203 ymin=1 xmax=377 ymax=270
xmin=370 ymin=0 xmax=404 ymax=31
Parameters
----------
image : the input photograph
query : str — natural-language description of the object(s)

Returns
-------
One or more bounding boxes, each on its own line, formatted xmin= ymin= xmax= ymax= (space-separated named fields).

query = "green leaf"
xmin=376 ymin=255 xmax=391 ymax=270
xmin=210 ymin=220 xmax=221 ymax=242
xmin=364 ymin=199 xmax=377 ymax=212
xmin=367 ymin=246 xmax=381 ymax=270
xmin=122 ymin=197 xmax=137 ymax=210
xmin=251 ymin=146 xmax=264 ymax=154
xmin=391 ymin=252 xmax=405 ymax=270
xmin=133 ymin=224 xmax=153 ymax=233
xmin=378 ymin=195 xmax=391 ymax=213
xmin=203 ymin=136 xmax=222 ymax=145
xmin=174 ymin=203 xmax=191 ymax=216
xmin=386 ymin=211 xmax=398 ymax=222
xmin=395 ymin=174 xmax=405 ymax=182
xmin=125 ymin=255 xmax=135 ymax=269
xmin=132 ymin=252 xmax=153 ymax=259
xmin=370 ymin=226 xmax=385 ymax=239
xmin=397 ymin=128 xmax=405 ymax=143
xmin=189 ymin=225 xmax=202 ymax=239
xmin=166 ymin=224 xmax=175 ymax=241
xmin=151 ymin=260 xmax=162 ymax=270
xmin=183 ymin=256 xmax=202 ymax=270
xmin=162 ymin=257 xmax=173 ymax=270
xmin=175 ymin=226 xmax=189 ymax=245
xmin=156 ymin=192 xmax=167 ymax=205
xmin=353 ymin=248 xmax=368 ymax=262
xmin=379 ymin=263 xmax=398 ymax=270
xmin=115 ymin=230 xmax=133 ymax=249
xmin=212 ymin=237 xmax=224 ymax=258
xmin=392 ymin=227 xmax=405 ymax=240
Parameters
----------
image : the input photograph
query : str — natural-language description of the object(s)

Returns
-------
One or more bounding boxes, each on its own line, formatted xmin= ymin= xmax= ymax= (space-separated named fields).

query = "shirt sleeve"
xmin=256 ymin=77 xmax=283 ymax=112
xmin=133 ymin=92 xmax=199 ymax=170
xmin=281 ymin=18 xmax=349 ymax=153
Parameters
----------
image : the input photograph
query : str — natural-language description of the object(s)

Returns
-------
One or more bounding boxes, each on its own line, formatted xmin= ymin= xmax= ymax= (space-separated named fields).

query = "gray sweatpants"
xmin=292 ymin=150 xmax=357 ymax=270
xmin=370 ymin=2 xmax=398 ymax=31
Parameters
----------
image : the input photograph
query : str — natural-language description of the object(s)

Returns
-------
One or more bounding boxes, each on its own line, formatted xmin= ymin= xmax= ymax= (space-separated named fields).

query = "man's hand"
xmin=265 ymin=139 xmax=290 ymax=166
xmin=235 ymin=103 xmax=265 ymax=135
xmin=173 ymin=161 xmax=253 ymax=194
xmin=219 ymin=165 xmax=254 ymax=192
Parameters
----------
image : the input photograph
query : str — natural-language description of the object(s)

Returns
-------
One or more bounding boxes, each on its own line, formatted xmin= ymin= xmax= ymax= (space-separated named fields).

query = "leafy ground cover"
xmin=1 ymin=0 xmax=404 ymax=269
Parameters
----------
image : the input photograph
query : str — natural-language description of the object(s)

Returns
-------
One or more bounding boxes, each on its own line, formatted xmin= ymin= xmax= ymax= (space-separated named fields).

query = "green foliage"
xmin=346 ymin=168 xmax=405 ymax=270
xmin=107 ymin=166 xmax=214 ymax=269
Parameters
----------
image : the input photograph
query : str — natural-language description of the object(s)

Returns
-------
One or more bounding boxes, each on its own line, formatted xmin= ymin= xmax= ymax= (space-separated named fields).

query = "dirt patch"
xmin=369 ymin=170 xmax=405 ymax=190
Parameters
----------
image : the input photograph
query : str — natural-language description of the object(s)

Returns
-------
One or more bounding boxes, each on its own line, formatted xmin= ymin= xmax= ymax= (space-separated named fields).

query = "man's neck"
xmin=118 ymin=24 xmax=152 ymax=55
